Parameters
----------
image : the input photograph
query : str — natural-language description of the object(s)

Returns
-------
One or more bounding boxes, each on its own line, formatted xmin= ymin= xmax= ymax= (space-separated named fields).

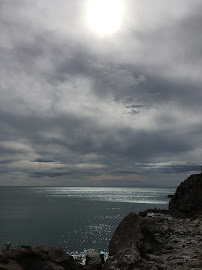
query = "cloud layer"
xmin=0 ymin=0 xmax=202 ymax=186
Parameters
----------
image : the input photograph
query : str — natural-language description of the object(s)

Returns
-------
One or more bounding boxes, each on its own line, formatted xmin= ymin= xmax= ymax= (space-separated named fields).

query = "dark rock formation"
xmin=108 ymin=212 xmax=143 ymax=256
xmin=103 ymin=211 xmax=162 ymax=270
xmin=167 ymin=194 xmax=173 ymax=198
xmin=102 ymin=174 xmax=202 ymax=269
xmin=169 ymin=173 xmax=202 ymax=213
xmin=103 ymin=210 xmax=202 ymax=270
xmin=0 ymin=245 xmax=83 ymax=270
xmin=103 ymin=212 xmax=144 ymax=269
xmin=102 ymin=247 xmax=142 ymax=270
xmin=85 ymin=252 xmax=104 ymax=270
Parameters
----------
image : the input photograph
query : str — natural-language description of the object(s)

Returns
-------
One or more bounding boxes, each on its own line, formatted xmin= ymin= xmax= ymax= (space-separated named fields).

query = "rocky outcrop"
xmin=85 ymin=252 xmax=104 ymax=270
xmin=0 ymin=245 xmax=83 ymax=270
xmin=103 ymin=210 xmax=202 ymax=270
xmin=167 ymin=194 xmax=173 ymax=198
xmin=103 ymin=212 xmax=143 ymax=269
xmin=102 ymin=173 xmax=202 ymax=269
xmin=108 ymin=212 xmax=142 ymax=256
xmin=169 ymin=173 xmax=202 ymax=213
xmin=103 ymin=211 xmax=163 ymax=270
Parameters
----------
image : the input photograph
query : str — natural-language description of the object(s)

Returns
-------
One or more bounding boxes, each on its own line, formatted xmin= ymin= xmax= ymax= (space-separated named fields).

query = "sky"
xmin=0 ymin=0 xmax=202 ymax=187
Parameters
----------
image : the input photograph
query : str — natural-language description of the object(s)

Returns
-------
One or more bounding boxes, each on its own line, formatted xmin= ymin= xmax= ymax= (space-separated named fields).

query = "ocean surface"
xmin=0 ymin=186 xmax=175 ymax=256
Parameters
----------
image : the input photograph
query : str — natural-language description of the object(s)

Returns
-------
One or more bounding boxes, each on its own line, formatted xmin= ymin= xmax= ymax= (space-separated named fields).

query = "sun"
xmin=86 ymin=0 xmax=124 ymax=35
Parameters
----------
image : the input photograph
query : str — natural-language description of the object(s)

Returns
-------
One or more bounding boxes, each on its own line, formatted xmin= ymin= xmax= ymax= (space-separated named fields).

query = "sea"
xmin=0 ymin=186 xmax=175 ymax=258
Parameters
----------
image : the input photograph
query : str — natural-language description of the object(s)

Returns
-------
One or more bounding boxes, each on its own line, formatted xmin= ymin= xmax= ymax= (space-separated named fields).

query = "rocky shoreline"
xmin=1 ymin=173 xmax=202 ymax=270
xmin=103 ymin=209 xmax=202 ymax=270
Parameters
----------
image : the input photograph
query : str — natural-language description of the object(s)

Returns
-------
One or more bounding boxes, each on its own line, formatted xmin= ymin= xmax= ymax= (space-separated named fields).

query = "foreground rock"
xmin=0 ymin=245 xmax=83 ymax=270
xmin=103 ymin=210 xmax=202 ymax=270
xmin=103 ymin=173 xmax=202 ymax=269
xmin=85 ymin=252 xmax=104 ymax=270
xmin=108 ymin=212 xmax=142 ymax=257
xmin=169 ymin=173 xmax=202 ymax=214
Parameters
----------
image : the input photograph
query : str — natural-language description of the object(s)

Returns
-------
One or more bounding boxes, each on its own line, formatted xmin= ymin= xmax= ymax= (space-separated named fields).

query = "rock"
xmin=167 ymin=194 xmax=173 ymax=198
xmin=0 ymin=246 xmax=83 ymax=270
xmin=104 ymin=172 xmax=202 ymax=269
xmin=103 ymin=211 xmax=161 ymax=269
xmin=108 ymin=212 xmax=143 ymax=256
xmin=85 ymin=252 xmax=104 ymax=270
xmin=83 ymin=266 xmax=97 ymax=270
xmin=103 ymin=196 xmax=202 ymax=270
xmin=140 ymin=224 xmax=160 ymax=256
xmin=102 ymin=248 xmax=141 ymax=270
xmin=169 ymin=173 xmax=202 ymax=214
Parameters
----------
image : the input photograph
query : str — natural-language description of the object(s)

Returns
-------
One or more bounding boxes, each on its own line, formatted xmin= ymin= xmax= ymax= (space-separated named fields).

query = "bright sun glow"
xmin=87 ymin=0 xmax=124 ymax=35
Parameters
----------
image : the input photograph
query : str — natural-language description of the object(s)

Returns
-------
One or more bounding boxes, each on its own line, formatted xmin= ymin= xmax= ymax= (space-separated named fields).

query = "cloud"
xmin=124 ymin=109 xmax=140 ymax=116
xmin=135 ymin=161 xmax=201 ymax=174
xmin=0 ymin=0 xmax=202 ymax=186
xmin=125 ymin=105 xmax=149 ymax=109
xmin=33 ymin=159 xmax=55 ymax=163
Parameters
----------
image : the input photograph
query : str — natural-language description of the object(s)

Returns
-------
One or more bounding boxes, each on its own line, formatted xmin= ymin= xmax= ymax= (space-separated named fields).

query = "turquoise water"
xmin=0 ymin=186 xmax=175 ymax=254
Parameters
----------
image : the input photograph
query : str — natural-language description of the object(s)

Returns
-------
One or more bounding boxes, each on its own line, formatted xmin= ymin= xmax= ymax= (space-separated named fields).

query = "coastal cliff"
xmin=103 ymin=173 xmax=202 ymax=269
xmin=169 ymin=173 xmax=202 ymax=214
xmin=1 ymin=173 xmax=202 ymax=270
xmin=103 ymin=210 xmax=202 ymax=269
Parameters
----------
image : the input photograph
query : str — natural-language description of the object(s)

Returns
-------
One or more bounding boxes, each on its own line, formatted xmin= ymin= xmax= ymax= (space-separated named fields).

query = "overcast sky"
xmin=0 ymin=0 xmax=202 ymax=186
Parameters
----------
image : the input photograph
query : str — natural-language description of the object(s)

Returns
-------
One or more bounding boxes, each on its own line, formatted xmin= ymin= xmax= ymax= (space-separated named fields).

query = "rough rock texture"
xmin=169 ymin=173 xmax=202 ymax=213
xmin=85 ymin=252 xmax=104 ymax=270
xmin=103 ymin=210 xmax=202 ymax=270
xmin=0 ymin=246 xmax=83 ymax=270
xmin=104 ymin=174 xmax=202 ymax=269
xmin=108 ymin=212 xmax=143 ymax=256
xmin=102 ymin=248 xmax=142 ymax=270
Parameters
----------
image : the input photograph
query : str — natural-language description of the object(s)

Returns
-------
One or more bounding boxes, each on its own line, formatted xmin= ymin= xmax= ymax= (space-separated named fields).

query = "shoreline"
xmin=102 ymin=209 xmax=202 ymax=269
xmin=0 ymin=173 xmax=202 ymax=269
xmin=1 ymin=209 xmax=201 ymax=270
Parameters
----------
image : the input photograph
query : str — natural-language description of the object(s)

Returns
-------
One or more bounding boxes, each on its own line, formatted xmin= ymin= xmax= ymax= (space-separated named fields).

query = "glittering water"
xmin=0 ymin=186 xmax=175 ymax=254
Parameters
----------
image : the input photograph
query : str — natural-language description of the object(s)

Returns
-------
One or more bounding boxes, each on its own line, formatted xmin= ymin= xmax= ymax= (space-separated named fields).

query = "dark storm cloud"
xmin=33 ymin=159 xmax=55 ymax=163
xmin=0 ymin=107 xmax=199 ymax=161
xmin=29 ymin=171 xmax=73 ymax=178
xmin=0 ymin=0 xmax=202 ymax=186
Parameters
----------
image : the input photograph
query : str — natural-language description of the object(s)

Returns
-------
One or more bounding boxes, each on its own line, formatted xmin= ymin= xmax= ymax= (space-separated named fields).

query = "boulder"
xmin=167 ymin=195 xmax=173 ymax=198
xmin=102 ymin=248 xmax=141 ymax=270
xmin=85 ymin=252 xmax=104 ymax=270
xmin=108 ymin=212 xmax=143 ymax=256
xmin=0 ymin=246 xmax=83 ymax=270
xmin=103 ymin=211 xmax=160 ymax=269
xmin=169 ymin=173 xmax=202 ymax=214
xmin=102 ymin=212 xmax=143 ymax=269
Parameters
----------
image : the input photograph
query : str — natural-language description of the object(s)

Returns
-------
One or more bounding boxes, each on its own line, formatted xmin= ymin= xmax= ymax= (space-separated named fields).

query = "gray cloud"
xmin=33 ymin=159 xmax=55 ymax=163
xmin=124 ymin=109 xmax=140 ymax=115
xmin=125 ymin=105 xmax=148 ymax=109
xmin=0 ymin=0 xmax=202 ymax=186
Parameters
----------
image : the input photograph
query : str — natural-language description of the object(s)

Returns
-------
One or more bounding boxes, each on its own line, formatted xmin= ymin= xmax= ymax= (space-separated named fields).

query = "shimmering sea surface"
xmin=0 ymin=186 xmax=175 ymax=255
